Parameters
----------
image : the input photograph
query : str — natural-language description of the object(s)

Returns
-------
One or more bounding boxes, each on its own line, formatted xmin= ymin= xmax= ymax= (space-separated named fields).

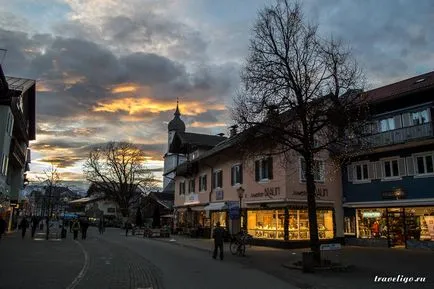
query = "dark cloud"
xmin=38 ymin=156 xmax=84 ymax=168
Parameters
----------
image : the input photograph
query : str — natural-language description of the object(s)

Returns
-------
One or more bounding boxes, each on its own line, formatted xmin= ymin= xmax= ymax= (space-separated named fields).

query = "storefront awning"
xmin=343 ymin=198 xmax=434 ymax=208
xmin=204 ymin=202 xmax=227 ymax=211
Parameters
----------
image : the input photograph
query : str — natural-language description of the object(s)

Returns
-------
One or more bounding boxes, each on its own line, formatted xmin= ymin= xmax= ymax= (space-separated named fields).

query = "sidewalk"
xmin=0 ymin=230 xmax=85 ymax=289
xmin=143 ymin=234 xmax=434 ymax=289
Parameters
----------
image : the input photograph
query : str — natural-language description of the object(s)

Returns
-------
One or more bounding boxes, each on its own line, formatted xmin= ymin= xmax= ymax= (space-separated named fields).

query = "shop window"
xmin=344 ymin=216 xmax=356 ymax=235
xmin=300 ymin=158 xmax=325 ymax=182
xmin=416 ymin=155 xmax=434 ymax=175
xmin=231 ymin=164 xmax=243 ymax=185
xmin=247 ymin=210 xmax=284 ymax=240
xmin=405 ymin=207 xmax=434 ymax=241
xmin=211 ymin=211 xmax=227 ymax=228
xmin=178 ymin=181 xmax=185 ymax=195
xmin=356 ymin=209 xmax=387 ymax=239
xmin=383 ymin=159 xmax=399 ymax=178
xmin=199 ymin=174 xmax=207 ymax=191
xmin=212 ymin=170 xmax=223 ymax=189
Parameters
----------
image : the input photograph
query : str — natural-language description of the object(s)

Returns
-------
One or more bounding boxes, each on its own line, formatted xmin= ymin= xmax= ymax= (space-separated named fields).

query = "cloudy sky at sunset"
xmin=1 ymin=0 xmax=433 ymax=193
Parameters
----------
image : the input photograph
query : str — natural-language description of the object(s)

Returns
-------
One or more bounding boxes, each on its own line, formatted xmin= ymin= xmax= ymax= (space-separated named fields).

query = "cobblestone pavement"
xmin=142 ymin=234 xmax=434 ymax=289
xmin=0 ymin=230 xmax=83 ymax=289
xmin=101 ymin=228 xmax=298 ymax=289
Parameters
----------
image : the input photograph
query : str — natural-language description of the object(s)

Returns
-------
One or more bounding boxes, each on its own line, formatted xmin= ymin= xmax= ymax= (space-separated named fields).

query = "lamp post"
xmin=237 ymin=186 xmax=245 ymax=231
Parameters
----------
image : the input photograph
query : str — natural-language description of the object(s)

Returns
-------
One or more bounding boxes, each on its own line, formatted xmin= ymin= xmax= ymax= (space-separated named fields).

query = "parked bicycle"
xmin=230 ymin=230 xmax=253 ymax=256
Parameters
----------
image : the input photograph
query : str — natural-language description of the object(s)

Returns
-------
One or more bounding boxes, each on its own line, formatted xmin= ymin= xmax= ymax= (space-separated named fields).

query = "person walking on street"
xmin=125 ymin=221 xmax=130 ymax=237
xmin=212 ymin=222 xmax=225 ymax=260
xmin=98 ymin=218 xmax=104 ymax=235
xmin=72 ymin=219 xmax=80 ymax=240
xmin=0 ymin=216 xmax=7 ymax=240
xmin=19 ymin=217 xmax=29 ymax=239
xmin=31 ymin=216 xmax=39 ymax=238
xmin=81 ymin=218 xmax=89 ymax=240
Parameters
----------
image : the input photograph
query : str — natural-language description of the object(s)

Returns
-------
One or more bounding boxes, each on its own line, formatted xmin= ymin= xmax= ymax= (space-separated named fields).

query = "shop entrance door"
xmin=387 ymin=208 xmax=405 ymax=247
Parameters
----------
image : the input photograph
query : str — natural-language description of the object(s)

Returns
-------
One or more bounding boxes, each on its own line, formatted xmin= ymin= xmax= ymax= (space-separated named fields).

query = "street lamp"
xmin=237 ymin=186 xmax=245 ymax=230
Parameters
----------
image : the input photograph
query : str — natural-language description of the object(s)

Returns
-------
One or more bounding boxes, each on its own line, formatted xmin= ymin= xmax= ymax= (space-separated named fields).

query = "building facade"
xmin=174 ymin=128 xmax=344 ymax=247
xmin=343 ymin=71 xmax=434 ymax=249
xmin=0 ymin=64 xmax=36 ymax=229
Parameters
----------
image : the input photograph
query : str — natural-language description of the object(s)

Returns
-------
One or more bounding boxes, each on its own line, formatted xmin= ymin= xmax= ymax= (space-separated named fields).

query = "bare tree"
xmin=232 ymin=0 xmax=368 ymax=263
xmin=83 ymin=142 xmax=157 ymax=218
xmin=38 ymin=164 xmax=61 ymax=240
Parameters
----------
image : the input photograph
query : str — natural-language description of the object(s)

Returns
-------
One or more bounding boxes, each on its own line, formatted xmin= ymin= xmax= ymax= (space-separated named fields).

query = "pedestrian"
xmin=19 ymin=217 xmax=29 ymax=239
xmin=212 ymin=222 xmax=225 ymax=260
xmin=81 ymin=218 xmax=89 ymax=240
xmin=0 ymin=215 xmax=7 ymax=240
xmin=98 ymin=218 xmax=104 ymax=235
xmin=72 ymin=219 xmax=80 ymax=240
xmin=125 ymin=221 xmax=130 ymax=237
xmin=31 ymin=215 xmax=39 ymax=238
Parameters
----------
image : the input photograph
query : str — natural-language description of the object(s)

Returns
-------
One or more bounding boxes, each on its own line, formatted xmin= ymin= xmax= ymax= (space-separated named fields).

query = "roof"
xmin=178 ymin=132 xmax=227 ymax=147
xmin=366 ymin=70 xmax=434 ymax=103
xmin=5 ymin=76 xmax=36 ymax=92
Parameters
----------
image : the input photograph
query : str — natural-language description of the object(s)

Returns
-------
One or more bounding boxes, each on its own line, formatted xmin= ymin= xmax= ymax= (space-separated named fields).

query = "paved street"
xmin=1 ymin=227 xmax=433 ymax=289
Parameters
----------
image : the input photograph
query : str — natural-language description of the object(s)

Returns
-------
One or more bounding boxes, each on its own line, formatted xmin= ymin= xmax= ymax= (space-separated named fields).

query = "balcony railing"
xmin=353 ymin=122 xmax=433 ymax=148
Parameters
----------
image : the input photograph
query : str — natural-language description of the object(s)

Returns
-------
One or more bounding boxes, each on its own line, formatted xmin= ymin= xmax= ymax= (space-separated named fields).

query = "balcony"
xmin=10 ymin=138 xmax=26 ymax=168
xmin=353 ymin=122 xmax=433 ymax=148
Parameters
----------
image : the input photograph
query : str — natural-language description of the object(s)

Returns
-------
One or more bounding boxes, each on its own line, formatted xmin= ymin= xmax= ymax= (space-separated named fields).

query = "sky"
xmin=1 ymin=0 xmax=433 ymax=193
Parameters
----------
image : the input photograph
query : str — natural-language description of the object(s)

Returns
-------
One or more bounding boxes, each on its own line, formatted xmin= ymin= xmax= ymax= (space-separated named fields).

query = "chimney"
xmin=229 ymin=125 xmax=238 ymax=137
xmin=217 ymin=133 xmax=225 ymax=137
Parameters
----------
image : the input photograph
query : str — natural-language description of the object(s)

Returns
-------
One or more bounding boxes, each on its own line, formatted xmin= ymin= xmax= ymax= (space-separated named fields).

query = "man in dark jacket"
xmin=19 ymin=217 xmax=29 ymax=239
xmin=0 ymin=216 xmax=7 ymax=239
xmin=212 ymin=222 xmax=225 ymax=260
xmin=31 ymin=216 xmax=39 ymax=238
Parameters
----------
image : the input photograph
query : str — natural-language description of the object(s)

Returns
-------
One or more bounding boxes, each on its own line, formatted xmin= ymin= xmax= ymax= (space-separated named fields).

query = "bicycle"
xmin=230 ymin=230 xmax=252 ymax=256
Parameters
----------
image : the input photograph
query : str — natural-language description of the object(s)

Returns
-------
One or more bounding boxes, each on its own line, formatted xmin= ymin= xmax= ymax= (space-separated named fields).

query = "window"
xmin=355 ymin=163 xmax=369 ymax=181
xmin=212 ymin=170 xmax=223 ymax=189
xmin=383 ymin=159 xmax=399 ymax=178
xmin=1 ymin=154 xmax=8 ymax=176
xmin=411 ymin=110 xmax=429 ymax=125
xmin=199 ymin=175 xmax=207 ymax=191
xmin=416 ymin=155 xmax=434 ymax=175
xmin=255 ymin=157 xmax=273 ymax=181
xmin=231 ymin=164 xmax=243 ymax=185
xmin=344 ymin=216 xmax=356 ymax=235
xmin=300 ymin=158 xmax=325 ymax=182
xmin=188 ymin=179 xmax=195 ymax=193
xmin=178 ymin=181 xmax=185 ymax=195
xmin=380 ymin=117 xmax=395 ymax=132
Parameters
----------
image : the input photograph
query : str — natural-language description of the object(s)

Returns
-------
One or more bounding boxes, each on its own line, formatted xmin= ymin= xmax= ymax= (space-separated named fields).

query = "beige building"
xmin=174 ymin=127 xmax=344 ymax=247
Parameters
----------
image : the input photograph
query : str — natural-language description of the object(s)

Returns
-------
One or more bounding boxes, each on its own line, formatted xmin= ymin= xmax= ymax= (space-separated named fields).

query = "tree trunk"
xmin=305 ymin=153 xmax=321 ymax=264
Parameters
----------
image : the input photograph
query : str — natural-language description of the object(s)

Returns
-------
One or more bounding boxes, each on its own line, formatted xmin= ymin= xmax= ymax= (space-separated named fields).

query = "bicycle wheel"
xmin=237 ymin=243 xmax=246 ymax=256
xmin=230 ymin=240 xmax=239 ymax=255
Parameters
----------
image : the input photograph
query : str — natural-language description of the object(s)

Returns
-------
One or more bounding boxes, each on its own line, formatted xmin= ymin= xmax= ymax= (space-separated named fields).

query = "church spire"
xmin=174 ymin=97 xmax=180 ymax=117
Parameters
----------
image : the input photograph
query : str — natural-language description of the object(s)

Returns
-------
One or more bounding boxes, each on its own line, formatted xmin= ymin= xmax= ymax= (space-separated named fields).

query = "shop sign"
xmin=184 ymin=193 xmax=199 ymax=205
xmin=381 ymin=189 xmax=406 ymax=200
xmin=362 ymin=211 xmax=382 ymax=218
xmin=215 ymin=189 xmax=224 ymax=200
xmin=10 ymin=199 xmax=18 ymax=208
xmin=227 ymin=201 xmax=240 ymax=220
xmin=250 ymin=187 xmax=281 ymax=198
xmin=292 ymin=188 xmax=328 ymax=198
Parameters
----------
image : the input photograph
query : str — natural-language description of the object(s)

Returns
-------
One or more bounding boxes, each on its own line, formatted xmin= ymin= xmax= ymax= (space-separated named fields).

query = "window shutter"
xmin=406 ymin=157 xmax=415 ymax=176
xmin=375 ymin=161 xmax=383 ymax=179
xmin=212 ymin=172 xmax=216 ymax=189
xmin=255 ymin=160 xmax=260 ymax=181
xmin=192 ymin=179 xmax=195 ymax=192
xmin=204 ymin=175 xmax=207 ymax=191
xmin=268 ymin=157 xmax=273 ymax=179
xmin=398 ymin=158 xmax=406 ymax=177
xmin=394 ymin=115 xmax=402 ymax=128
xmin=218 ymin=171 xmax=223 ymax=187
xmin=199 ymin=177 xmax=202 ymax=191
xmin=239 ymin=165 xmax=243 ymax=184
xmin=231 ymin=166 xmax=234 ymax=186
xmin=347 ymin=165 xmax=353 ymax=182
xmin=368 ymin=163 xmax=374 ymax=179
xmin=402 ymin=113 xmax=411 ymax=127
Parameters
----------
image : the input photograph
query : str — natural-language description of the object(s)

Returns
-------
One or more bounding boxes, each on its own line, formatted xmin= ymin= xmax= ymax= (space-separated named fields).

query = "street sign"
xmin=320 ymin=243 xmax=342 ymax=251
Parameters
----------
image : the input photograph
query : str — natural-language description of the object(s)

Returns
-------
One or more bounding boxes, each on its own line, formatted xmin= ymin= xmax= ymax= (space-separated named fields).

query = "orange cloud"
xmin=190 ymin=121 xmax=227 ymax=128
xmin=93 ymin=97 xmax=226 ymax=116
xmin=111 ymin=83 xmax=139 ymax=94
xmin=36 ymin=81 xmax=54 ymax=92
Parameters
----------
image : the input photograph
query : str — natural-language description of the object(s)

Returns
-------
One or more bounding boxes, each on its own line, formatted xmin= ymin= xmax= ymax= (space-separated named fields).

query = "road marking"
xmin=66 ymin=241 xmax=90 ymax=289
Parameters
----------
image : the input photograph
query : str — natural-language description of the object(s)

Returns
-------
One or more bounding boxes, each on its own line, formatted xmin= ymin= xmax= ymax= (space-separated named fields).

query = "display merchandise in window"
xmin=344 ymin=216 xmax=356 ymax=234
xmin=356 ymin=209 xmax=387 ymax=238
xmin=211 ymin=211 xmax=227 ymax=228
xmin=405 ymin=207 xmax=434 ymax=241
